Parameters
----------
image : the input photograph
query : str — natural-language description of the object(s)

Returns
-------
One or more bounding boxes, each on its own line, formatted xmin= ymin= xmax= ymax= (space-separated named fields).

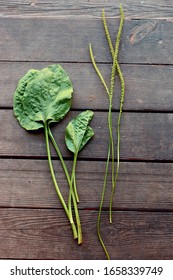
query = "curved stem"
xmin=72 ymin=152 xmax=79 ymax=203
xmin=97 ymin=144 xmax=111 ymax=260
xmin=108 ymin=98 xmax=115 ymax=224
xmin=108 ymin=50 xmax=117 ymax=224
xmin=48 ymin=127 xmax=82 ymax=243
xmin=89 ymin=43 xmax=110 ymax=97
xmin=44 ymin=122 xmax=77 ymax=239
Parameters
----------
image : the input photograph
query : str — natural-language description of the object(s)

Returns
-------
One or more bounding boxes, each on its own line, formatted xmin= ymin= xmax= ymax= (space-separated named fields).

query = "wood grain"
xmin=0 ymin=208 xmax=172 ymax=259
xmin=1 ymin=110 xmax=173 ymax=161
xmin=0 ymin=0 xmax=173 ymax=19
xmin=1 ymin=62 xmax=173 ymax=111
xmin=0 ymin=17 xmax=173 ymax=64
xmin=0 ymin=159 xmax=173 ymax=210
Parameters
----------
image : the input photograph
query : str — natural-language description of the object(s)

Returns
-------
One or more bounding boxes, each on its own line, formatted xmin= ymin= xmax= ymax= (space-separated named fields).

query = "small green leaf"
xmin=65 ymin=110 xmax=94 ymax=154
xmin=13 ymin=64 xmax=73 ymax=130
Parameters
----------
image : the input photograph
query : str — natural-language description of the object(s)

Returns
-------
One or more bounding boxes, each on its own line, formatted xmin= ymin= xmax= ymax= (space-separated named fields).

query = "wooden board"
xmin=1 ymin=110 xmax=173 ymax=161
xmin=0 ymin=159 xmax=173 ymax=210
xmin=0 ymin=209 xmax=173 ymax=259
xmin=1 ymin=62 xmax=173 ymax=112
xmin=1 ymin=0 xmax=173 ymax=19
xmin=0 ymin=17 xmax=173 ymax=64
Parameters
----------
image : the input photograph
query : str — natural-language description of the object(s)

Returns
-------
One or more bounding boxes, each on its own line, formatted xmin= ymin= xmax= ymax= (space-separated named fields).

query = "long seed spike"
xmin=110 ymin=4 xmax=124 ymax=96
xmin=114 ymin=4 xmax=124 ymax=61
xmin=102 ymin=9 xmax=114 ymax=57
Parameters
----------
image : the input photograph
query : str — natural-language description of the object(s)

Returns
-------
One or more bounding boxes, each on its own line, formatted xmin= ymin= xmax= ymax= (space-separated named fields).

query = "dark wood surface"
xmin=0 ymin=0 xmax=173 ymax=260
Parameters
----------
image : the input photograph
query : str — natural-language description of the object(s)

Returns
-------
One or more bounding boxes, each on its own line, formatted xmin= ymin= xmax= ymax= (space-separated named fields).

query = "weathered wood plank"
xmin=0 ymin=0 xmax=171 ymax=263
xmin=0 ymin=208 xmax=172 ymax=259
xmin=1 ymin=110 xmax=173 ymax=161
xmin=0 ymin=0 xmax=173 ymax=19
xmin=1 ymin=62 xmax=173 ymax=111
xmin=0 ymin=17 xmax=173 ymax=64
xmin=0 ymin=159 xmax=173 ymax=210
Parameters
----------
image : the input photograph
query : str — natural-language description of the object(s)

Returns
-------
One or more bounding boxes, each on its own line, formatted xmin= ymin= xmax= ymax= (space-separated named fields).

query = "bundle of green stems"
xmin=89 ymin=4 xmax=125 ymax=259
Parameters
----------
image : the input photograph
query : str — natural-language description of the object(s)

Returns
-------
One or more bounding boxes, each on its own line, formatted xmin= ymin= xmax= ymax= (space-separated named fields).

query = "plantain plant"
xmin=89 ymin=5 xmax=125 ymax=259
xmin=65 ymin=110 xmax=94 ymax=203
xmin=13 ymin=64 xmax=94 ymax=245
xmin=65 ymin=110 xmax=94 ymax=243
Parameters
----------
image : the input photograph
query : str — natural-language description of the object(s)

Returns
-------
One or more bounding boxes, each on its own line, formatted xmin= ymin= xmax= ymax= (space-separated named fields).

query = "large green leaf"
xmin=65 ymin=110 xmax=94 ymax=154
xmin=13 ymin=69 xmax=43 ymax=130
xmin=13 ymin=64 xmax=73 ymax=130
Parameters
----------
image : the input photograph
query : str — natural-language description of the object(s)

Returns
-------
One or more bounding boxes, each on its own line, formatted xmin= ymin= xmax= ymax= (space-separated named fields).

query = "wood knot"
xmin=129 ymin=22 xmax=157 ymax=45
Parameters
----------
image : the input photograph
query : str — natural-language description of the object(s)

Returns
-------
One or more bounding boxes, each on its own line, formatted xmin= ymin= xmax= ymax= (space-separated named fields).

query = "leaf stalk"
xmin=44 ymin=122 xmax=78 ymax=239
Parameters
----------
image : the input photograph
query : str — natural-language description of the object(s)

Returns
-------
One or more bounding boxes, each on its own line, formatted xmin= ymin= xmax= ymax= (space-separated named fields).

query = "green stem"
xmin=45 ymin=122 xmax=68 ymax=216
xmin=71 ymin=154 xmax=82 ymax=244
xmin=97 ymin=144 xmax=111 ymax=260
xmin=67 ymin=154 xmax=76 ymax=226
xmin=110 ymin=62 xmax=125 ymax=219
xmin=89 ymin=43 xmax=110 ymax=97
xmin=68 ymin=152 xmax=79 ymax=241
xmin=48 ymin=127 xmax=82 ymax=243
xmin=107 ymin=97 xmax=115 ymax=224
xmin=48 ymin=127 xmax=73 ymax=224
xmin=107 ymin=50 xmax=117 ymax=224
xmin=48 ymin=127 xmax=69 ymax=182
xmin=72 ymin=152 xmax=79 ymax=203
xmin=44 ymin=122 xmax=77 ymax=239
